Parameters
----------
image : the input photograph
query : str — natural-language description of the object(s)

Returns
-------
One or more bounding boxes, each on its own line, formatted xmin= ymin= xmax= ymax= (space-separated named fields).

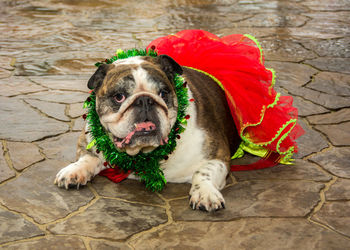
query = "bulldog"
xmin=54 ymin=55 xmax=241 ymax=212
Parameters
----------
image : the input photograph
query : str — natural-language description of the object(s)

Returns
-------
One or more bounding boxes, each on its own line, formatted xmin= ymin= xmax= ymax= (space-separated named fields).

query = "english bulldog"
xmin=54 ymin=55 xmax=241 ymax=212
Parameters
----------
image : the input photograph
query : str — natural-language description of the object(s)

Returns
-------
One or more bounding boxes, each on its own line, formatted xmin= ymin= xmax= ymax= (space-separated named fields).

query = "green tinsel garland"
xmin=84 ymin=49 xmax=189 ymax=192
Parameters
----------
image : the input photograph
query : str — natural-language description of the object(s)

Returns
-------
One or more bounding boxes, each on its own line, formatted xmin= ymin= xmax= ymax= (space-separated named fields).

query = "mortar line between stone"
xmin=309 ymin=218 xmax=350 ymax=240
xmin=0 ymin=202 xmax=47 ymax=232
xmin=125 ymin=193 xmax=174 ymax=246
xmin=44 ymin=194 xmax=99 ymax=228
xmin=22 ymin=99 xmax=72 ymax=123
xmin=309 ymin=176 xmax=337 ymax=216
xmin=1 ymin=140 xmax=18 ymax=175
xmin=80 ymin=236 xmax=92 ymax=250
xmin=306 ymin=176 xmax=344 ymax=239
xmin=0 ymin=235 xmax=48 ymax=248
xmin=97 ymin=195 xmax=165 ymax=208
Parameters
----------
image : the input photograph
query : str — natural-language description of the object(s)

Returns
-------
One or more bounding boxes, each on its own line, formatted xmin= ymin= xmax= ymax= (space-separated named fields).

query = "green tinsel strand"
xmin=85 ymin=49 xmax=189 ymax=192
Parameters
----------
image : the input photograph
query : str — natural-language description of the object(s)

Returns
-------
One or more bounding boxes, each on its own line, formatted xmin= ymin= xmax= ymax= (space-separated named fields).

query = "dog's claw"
xmin=221 ymin=202 xmax=225 ymax=209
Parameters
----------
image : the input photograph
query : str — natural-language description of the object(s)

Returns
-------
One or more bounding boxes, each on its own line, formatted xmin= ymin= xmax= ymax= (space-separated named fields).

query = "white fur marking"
xmin=160 ymin=88 xmax=206 ymax=183
xmin=113 ymin=56 xmax=144 ymax=66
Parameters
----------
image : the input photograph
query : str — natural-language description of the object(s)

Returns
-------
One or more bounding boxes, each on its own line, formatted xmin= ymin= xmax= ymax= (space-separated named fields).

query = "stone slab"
xmin=25 ymin=99 xmax=70 ymax=121
xmin=305 ymin=58 xmax=350 ymax=74
xmin=160 ymin=182 xmax=192 ymax=200
xmin=232 ymin=160 xmax=331 ymax=182
xmin=237 ymin=13 xmax=309 ymax=27
xmin=1 ymin=76 xmax=47 ymax=97
xmin=48 ymin=198 xmax=167 ymax=240
xmin=302 ymin=37 xmax=350 ymax=58
xmin=300 ymin=12 xmax=350 ymax=38
xmin=308 ymin=72 xmax=350 ymax=97
xmin=312 ymin=201 xmax=350 ymax=237
xmin=309 ymin=147 xmax=350 ymax=178
xmin=129 ymin=218 xmax=350 ymax=250
xmin=0 ymin=68 xmax=11 ymax=79
xmin=288 ymin=86 xmax=350 ymax=110
xmin=92 ymin=176 xmax=164 ymax=205
xmin=0 ymin=96 xmax=69 ymax=142
xmin=0 ymin=56 xmax=15 ymax=71
xmin=295 ymin=119 xmax=328 ymax=158
xmin=260 ymin=39 xmax=317 ymax=62
xmin=0 ymin=236 xmax=86 ymax=250
xmin=292 ymin=96 xmax=329 ymax=117
xmin=21 ymin=90 xmax=88 ymax=104
xmin=90 ymin=240 xmax=131 ymax=250
xmin=68 ymin=102 xmax=85 ymax=118
xmin=303 ymin=0 xmax=350 ymax=11
xmin=0 ymin=207 xmax=44 ymax=245
xmin=6 ymin=141 xmax=44 ymax=171
xmin=29 ymin=75 xmax=89 ymax=92
xmin=170 ymin=180 xmax=323 ymax=221
xmin=308 ymin=109 xmax=350 ymax=125
xmin=72 ymin=117 xmax=85 ymax=131
xmin=315 ymin=122 xmax=350 ymax=146
xmin=0 ymin=159 xmax=94 ymax=224
xmin=326 ymin=179 xmax=350 ymax=201
xmin=0 ymin=146 xmax=15 ymax=183
xmin=265 ymin=61 xmax=318 ymax=89
xmin=37 ymin=132 xmax=80 ymax=162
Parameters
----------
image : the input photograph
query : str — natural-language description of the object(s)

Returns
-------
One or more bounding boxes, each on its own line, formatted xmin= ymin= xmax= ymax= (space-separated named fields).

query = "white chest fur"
xmin=160 ymin=88 xmax=206 ymax=183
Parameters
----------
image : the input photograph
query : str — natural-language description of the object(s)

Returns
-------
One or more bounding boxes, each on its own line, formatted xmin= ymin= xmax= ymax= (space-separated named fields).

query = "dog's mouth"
xmin=113 ymin=121 xmax=168 ymax=149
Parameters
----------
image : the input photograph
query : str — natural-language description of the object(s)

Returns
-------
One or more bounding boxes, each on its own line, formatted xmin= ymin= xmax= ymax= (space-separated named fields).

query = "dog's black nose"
xmin=135 ymin=96 xmax=154 ymax=112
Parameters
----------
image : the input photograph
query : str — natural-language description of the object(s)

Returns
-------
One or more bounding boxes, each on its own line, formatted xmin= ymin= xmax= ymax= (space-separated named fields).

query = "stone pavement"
xmin=0 ymin=0 xmax=349 ymax=249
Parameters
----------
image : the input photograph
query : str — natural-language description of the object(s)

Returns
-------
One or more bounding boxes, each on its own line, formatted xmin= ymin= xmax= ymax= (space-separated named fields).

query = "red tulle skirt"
xmin=146 ymin=30 xmax=304 ymax=164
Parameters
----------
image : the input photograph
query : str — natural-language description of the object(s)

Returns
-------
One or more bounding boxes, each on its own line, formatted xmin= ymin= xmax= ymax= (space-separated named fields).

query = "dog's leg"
xmin=54 ymin=127 xmax=104 ymax=189
xmin=189 ymin=159 xmax=228 ymax=212
xmin=54 ymin=154 xmax=103 ymax=189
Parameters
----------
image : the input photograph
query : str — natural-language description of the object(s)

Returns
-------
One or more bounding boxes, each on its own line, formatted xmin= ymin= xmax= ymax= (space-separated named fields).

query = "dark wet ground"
xmin=0 ymin=0 xmax=349 ymax=249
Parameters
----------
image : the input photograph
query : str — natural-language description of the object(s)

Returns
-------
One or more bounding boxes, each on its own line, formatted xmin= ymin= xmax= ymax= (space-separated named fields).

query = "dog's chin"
xmin=125 ymin=144 xmax=158 ymax=156
xmin=122 ymin=137 xmax=160 ymax=156
xmin=111 ymin=133 xmax=162 ymax=156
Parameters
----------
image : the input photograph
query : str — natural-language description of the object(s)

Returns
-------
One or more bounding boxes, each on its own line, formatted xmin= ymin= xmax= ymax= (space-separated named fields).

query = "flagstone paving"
xmin=0 ymin=0 xmax=349 ymax=249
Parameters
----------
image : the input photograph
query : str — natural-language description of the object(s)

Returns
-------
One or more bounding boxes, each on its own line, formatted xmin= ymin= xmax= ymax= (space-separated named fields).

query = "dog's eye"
xmin=159 ymin=90 xmax=168 ymax=100
xmin=113 ymin=93 xmax=126 ymax=103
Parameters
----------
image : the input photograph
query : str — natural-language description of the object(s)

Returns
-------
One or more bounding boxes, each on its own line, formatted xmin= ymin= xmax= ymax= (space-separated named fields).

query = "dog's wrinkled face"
xmin=87 ymin=55 xmax=183 ymax=156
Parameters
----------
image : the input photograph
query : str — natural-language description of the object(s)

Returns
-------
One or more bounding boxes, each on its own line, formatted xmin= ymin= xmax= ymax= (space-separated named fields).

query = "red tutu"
xmin=147 ymin=30 xmax=304 ymax=168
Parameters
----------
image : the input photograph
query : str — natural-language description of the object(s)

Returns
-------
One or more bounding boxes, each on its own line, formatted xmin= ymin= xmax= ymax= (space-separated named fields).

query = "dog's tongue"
xmin=135 ymin=121 xmax=156 ymax=132
xmin=114 ymin=122 xmax=156 ymax=148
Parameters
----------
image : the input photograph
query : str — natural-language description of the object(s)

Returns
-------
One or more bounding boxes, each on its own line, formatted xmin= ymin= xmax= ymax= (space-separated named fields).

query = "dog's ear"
xmin=157 ymin=55 xmax=183 ymax=81
xmin=87 ymin=64 xmax=112 ymax=90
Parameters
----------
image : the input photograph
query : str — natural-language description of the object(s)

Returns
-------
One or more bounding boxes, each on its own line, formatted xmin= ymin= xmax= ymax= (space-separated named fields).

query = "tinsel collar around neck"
xmin=83 ymin=49 xmax=189 ymax=192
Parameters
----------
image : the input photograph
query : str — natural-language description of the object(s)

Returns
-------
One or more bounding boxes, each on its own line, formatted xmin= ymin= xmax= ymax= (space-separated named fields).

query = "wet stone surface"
xmin=307 ymin=109 xmax=350 ymax=125
xmin=0 ymin=207 xmax=44 ymax=245
xmin=48 ymin=198 xmax=167 ymax=240
xmin=0 ymin=0 xmax=350 ymax=248
xmin=129 ymin=218 xmax=350 ymax=250
xmin=0 ymin=236 xmax=86 ymax=250
xmin=326 ymin=179 xmax=350 ymax=201
xmin=170 ymin=180 xmax=324 ymax=221
xmin=0 ymin=146 xmax=15 ymax=183
xmin=314 ymin=122 xmax=350 ymax=146
xmin=312 ymin=201 xmax=350 ymax=237
xmin=0 ymin=96 xmax=69 ymax=142
xmin=309 ymin=147 xmax=350 ymax=178
xmin=6 ymin=141 xmax=44 ymax=171
xmin=0 ymin=160 xmax=94 ymax=224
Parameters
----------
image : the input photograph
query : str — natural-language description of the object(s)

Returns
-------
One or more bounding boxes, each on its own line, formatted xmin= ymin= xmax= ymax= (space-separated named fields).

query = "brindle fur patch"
xmin=182 ymin=67 xmax=241 ymax=168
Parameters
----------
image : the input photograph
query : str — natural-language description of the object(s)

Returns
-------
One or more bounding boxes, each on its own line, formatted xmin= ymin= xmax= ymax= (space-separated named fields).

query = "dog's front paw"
xmin=54 ymin=162 xmax=93 ymax=189
xmin=189 ymin=182 xmax=225 ymax=212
